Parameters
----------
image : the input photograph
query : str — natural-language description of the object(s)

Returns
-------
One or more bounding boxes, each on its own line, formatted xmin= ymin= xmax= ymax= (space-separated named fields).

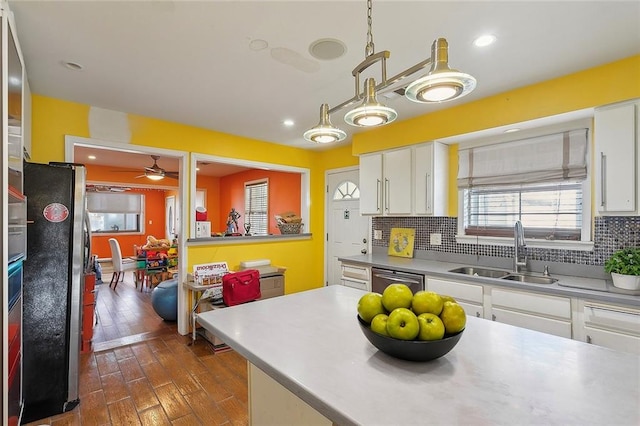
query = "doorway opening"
xmin=66 ymin=135 xmax=189 ymax=345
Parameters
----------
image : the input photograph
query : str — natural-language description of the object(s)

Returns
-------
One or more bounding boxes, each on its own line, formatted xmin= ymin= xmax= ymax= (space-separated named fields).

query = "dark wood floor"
xmin=92 ymin=272 xmax=177 ymax=347
xmin=24 ymin=275 xmax=250 ymax=425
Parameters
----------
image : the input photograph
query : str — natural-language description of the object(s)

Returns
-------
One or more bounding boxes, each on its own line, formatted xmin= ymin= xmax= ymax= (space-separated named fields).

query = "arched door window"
xmin=333 ymin=180 xmax=360 ymax=200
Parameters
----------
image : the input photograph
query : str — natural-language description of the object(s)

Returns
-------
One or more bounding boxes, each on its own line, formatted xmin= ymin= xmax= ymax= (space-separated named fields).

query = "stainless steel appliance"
xmin=21 ymin=162 xmax=89 ymax=422
xmin=371 ymin=267 xmax=424 ymax=294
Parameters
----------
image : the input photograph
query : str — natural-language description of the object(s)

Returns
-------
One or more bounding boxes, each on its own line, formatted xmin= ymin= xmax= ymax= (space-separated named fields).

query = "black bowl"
xmin=357 ymin=315 xmax=464 ymax=362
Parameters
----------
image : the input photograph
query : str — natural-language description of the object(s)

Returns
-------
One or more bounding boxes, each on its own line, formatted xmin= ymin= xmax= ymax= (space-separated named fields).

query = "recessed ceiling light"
xmin=62 ymin=61 xmax=84 ymax=71
xmin=88 ymin=155 xmax=96 ymax=160
xmin=504 ymin=128 xmax=520 ymax=133
xmin=283 ymin=119 xmax=294 ymax=127
xmin=473 ymin=34 xmax=496 ymax=47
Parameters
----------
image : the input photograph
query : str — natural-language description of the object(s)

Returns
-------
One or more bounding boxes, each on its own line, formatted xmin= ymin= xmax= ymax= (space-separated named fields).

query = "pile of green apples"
xmin=358 ymin=283 xmax=466 ymax=341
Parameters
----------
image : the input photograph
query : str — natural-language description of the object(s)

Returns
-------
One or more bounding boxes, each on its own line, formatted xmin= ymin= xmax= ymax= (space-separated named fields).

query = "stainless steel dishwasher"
xmin=371 ymin=267 xmax=425 ymax=294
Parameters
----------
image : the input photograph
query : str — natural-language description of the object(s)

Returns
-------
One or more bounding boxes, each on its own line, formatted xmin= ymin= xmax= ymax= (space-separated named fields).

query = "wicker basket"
xmin=277 ymin=220 xmax=303 ymax=234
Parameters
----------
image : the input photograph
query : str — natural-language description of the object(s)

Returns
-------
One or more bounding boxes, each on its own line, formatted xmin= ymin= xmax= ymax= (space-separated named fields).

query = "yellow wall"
xmin=352 ymin=55 xmax=640 ymax=155
xmin=30 ymin=95 xmax=337 ymax=294
xmin=29 ymin=55 xmax=639 ymax=292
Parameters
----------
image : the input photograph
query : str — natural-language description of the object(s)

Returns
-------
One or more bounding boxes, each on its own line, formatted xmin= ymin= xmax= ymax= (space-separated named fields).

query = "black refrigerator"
xmin=21 ymin=162 xmax=89 ymax=422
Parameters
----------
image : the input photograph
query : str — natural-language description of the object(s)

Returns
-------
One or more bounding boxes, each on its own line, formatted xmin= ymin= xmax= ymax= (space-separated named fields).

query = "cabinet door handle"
xmin=384 ymin=178 xmax=390 ymax=212
xmin=425 ymin=173 xmax=431 ymax=212
xmin=375 ymin=179 xmax=381 ymax=212
xmin=600 ymin=152 xmax=606 ymax=208
xmin=476 ymin=311 xmax=481 ymax=318
xmin=586 ymin=335 xmax=592 ymax=344
xmin=492 ymin=314 xmax=496 ymax=321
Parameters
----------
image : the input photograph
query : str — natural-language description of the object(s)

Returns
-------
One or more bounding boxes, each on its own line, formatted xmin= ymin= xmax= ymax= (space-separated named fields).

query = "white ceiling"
xmin=9 ymin=0 xmax=640 ymax=158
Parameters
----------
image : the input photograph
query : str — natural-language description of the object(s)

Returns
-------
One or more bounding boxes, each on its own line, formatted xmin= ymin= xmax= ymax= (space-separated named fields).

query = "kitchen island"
xmin=197 ymin=286 xmax=639 ymax=425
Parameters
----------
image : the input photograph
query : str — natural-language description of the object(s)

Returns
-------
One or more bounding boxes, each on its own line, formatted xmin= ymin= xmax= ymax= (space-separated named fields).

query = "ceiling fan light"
xmin=344 ymin=78 xmax=397 ymax=127
xmin=146 ymin=173 xmax=164 ymax=181
xmin=303 ymin=103 xmax=347 ymax=143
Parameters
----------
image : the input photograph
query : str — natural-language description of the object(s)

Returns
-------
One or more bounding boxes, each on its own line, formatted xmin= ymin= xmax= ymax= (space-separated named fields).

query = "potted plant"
xmin=604 ymin=248 xmax=640 ymax=290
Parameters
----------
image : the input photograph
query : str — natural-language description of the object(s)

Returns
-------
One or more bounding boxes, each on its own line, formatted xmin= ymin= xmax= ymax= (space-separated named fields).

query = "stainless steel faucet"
xmin=514 ymin=220 xmax=527 ymax=273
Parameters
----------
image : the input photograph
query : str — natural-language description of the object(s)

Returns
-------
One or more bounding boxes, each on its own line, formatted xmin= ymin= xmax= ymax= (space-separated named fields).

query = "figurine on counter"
xmin=226 ymin=208 xmax=241 ymax=235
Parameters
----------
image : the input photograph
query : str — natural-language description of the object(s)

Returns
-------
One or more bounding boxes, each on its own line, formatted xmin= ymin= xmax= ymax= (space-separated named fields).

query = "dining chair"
xmin=108 ymin=238 xmax=137 ymax=289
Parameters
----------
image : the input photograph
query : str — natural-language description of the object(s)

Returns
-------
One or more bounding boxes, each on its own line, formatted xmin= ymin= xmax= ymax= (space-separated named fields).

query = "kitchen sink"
xmin=448 ymin=266 xmax=510 ymax=279
xmin=501 ymin=274 xmax=558 ymax=285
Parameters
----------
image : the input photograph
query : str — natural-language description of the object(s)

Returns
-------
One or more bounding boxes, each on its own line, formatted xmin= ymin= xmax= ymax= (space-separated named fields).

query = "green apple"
xmin=441 ymin=294 xmax=457 ymax=304
xmin=417 ymin=313 xmax=445 ymax=341
xmin=370 ymin=313 xmax=390 ymax=336
xmin=357 ymin=292 xmax=386 ymax=323
xmin=412 ymin=291 xmax=444 ymax=316
xmin=440 ymin=301 xmax=467 ymax=334
xmin=386 ymin=308 xmax=419 ymax=340
xmin=381 ymin=283 xmax=413 ymax=312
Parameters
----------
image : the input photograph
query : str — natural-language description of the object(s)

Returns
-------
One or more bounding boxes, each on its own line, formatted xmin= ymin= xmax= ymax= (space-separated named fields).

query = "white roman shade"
xmin=457 ymin=129 xmax=589 ymax=189
xmin=86 ymin=193 xmax=142 ymax=213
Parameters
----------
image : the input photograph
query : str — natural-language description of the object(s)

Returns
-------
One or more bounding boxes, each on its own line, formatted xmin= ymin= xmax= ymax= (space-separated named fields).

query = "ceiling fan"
xmin=141 ymin=155 xmax=179 ymax=180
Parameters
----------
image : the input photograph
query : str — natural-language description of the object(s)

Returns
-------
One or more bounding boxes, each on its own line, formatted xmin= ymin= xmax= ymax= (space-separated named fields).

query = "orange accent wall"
xmin=195 ymin=174 xmax=221 ymax=227
xmin=85 ymin=164 xmax=175 ymax=258
xmin=196 ymin=169 xmax=301 ymax=234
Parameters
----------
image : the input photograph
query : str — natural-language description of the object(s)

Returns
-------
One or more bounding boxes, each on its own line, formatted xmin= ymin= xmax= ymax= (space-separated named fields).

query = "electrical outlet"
xmin=373 ymin=230 xmax=382 ymax=240
xmin=430 ymin=233 xmax=442 ymax=246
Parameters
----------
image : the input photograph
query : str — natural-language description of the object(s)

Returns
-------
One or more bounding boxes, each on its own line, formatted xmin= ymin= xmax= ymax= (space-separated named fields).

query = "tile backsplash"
xmin=372 ymin=216 xmax=640 ymax=266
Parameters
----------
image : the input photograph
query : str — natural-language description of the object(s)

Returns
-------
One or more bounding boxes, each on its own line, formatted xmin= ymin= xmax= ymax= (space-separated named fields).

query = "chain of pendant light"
xmin=365 ymin=0 xmax=375 ymax=57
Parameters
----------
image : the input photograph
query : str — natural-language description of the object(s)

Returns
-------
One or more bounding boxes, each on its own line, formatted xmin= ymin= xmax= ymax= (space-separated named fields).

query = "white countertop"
xmin=197 ymin=286 xmax=640 ymax=426
xmin=340 ymin=253 xmax=640 ymax=307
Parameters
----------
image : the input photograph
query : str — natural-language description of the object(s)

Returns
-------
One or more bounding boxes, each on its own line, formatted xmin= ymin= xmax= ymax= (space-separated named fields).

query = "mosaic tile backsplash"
xmin=372 ymin=216 xmax=640 ymax=266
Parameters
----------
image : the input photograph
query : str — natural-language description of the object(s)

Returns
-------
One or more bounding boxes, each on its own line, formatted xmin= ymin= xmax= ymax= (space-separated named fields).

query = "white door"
xmin=165 ymin=195 xmax=176 ymax=240
xmin=326 ymin=168 xmax=370 ymax=286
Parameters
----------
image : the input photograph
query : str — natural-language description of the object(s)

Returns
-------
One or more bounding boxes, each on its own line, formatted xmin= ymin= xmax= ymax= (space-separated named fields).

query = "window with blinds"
xmin=458 ymin=128 xmax=590 ymax=242
xmin=463 ymin=182 xmax=583 ymax=240
xmin=244 ymin=180 xmax=268 ymax=235
xmin=86 ymin=193 xmax=144 ymax=233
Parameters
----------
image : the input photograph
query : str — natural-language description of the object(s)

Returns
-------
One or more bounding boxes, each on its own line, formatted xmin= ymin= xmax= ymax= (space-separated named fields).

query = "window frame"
xmin=455 ymin=121 xmax=594 ymax=252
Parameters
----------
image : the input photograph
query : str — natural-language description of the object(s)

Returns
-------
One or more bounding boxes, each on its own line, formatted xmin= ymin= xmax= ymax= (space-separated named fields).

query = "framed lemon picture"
xmin=388 ymin=228 xmax=416 ymax=258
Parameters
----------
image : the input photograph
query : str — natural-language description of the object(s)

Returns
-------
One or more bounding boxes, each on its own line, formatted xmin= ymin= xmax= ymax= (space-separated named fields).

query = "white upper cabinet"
xmin=413 ymin=142 xmax=448 ymax=216
xmin=360 ymin=148 xmax=412 ymax=215
xmin=594 ymin=99 xmax=639 ymax=215
xmin=360 ymin=143 xmax=449 ymax=216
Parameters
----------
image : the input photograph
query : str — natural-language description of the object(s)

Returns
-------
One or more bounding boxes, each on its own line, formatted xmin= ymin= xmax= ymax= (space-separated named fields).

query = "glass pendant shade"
xmin=405 ymin=38 xmax=476 ymax=103
xmin=303 ymin=104 xmax=347 ymax=143
xmin=344 ymin=78 xmax=397 ymax=127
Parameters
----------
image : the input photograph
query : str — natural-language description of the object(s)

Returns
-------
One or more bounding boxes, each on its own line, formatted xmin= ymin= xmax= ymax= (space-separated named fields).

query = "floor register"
xmin=187 ymin=259 xmax=285 ymax=351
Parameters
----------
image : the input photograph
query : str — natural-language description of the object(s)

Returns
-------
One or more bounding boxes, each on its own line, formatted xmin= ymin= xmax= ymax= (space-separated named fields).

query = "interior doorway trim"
xmin=65 ymin=135 xmax=190 ymax=335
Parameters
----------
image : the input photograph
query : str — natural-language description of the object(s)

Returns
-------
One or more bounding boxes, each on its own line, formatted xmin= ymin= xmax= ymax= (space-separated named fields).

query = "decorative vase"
xmin=611 ymin=272 xmax=640 ymax=290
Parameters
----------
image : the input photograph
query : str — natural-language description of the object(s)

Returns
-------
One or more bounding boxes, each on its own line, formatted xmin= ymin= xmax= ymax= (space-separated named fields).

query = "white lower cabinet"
xmin=489 ymin=288 xmax=572 ymax=338
xmin=579 ymin=301 xmax=640 ymax=355
xmin=340 ymin=263 xmax=371 ymax=291
xmin=426 ymin=278 xmax=484 ymax=319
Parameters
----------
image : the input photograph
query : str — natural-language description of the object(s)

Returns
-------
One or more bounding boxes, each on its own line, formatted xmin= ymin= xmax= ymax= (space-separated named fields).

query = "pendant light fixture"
xmin=303 ymin=104 xmax=347 ymax=143
xmin=303 ymin=0 xmax=476 ymax=143
xmin=344 ymin=77 xmax=397 ymax=127
xmin=405 ymin=38 xmax=476 ymax=103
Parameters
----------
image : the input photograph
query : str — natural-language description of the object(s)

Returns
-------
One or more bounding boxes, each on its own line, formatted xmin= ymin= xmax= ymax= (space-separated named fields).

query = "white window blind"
xmin=458 ymin=129 xmax=588 ymax=188
xmin=87 ymin=193 xmax=142 ymax=213
xmin=245 ymin=180 xmax=268 ymax=235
